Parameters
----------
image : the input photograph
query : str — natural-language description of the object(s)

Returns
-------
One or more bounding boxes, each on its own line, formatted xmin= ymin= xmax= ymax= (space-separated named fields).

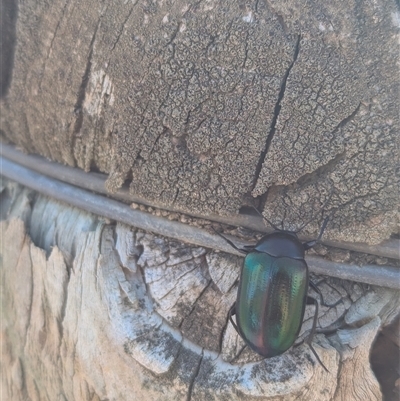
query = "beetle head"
xmin=254 ymin=231 xmax=305 ymax=260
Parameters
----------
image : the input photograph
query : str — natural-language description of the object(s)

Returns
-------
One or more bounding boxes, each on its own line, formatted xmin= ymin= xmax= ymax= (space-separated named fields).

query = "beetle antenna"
xmin=212 ymin=227 xmax=248 ymax=254
xmin=248 ymin=205 xmax=281 ymax=231
xmin=303 ymin=216 xmax=330 ymax=250
xmin=295 ymin=189 xmax=334 ymax=234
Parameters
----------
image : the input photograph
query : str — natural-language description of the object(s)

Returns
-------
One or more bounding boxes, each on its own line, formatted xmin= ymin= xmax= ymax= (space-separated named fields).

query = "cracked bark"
xmin=251 ymin=35 xmax=301 ymax=195
xmin=71 ymin=21 xmax=100 ymax=162
xmin=38 ymin=0 xmax=71 ymax=91
xmin=187 ymin=351 xmax=204 ymax=401
xmin=109 ymin=6 xmax=136 ymax=53
xmin=2 ymin=0 xmax=396 ymax=244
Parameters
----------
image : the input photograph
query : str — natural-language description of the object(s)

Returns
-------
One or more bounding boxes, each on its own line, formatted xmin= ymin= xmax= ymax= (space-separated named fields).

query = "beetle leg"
xmin=243 ymin=244 xmax=256 ymax=251
xmin=228 ymin=303 xmax=239 ymax=334
xmin=306 ymin=296 xmax=319 ymax=340
xmin=306 ymin=296 xmax=329 ymax=372
xmin=309 ymin=281 xmax=343 ymax=308
xmin=316 ymin=216 xmax=330 ymax=241
xmin=212 ymin=228 xmax=248 ymax=254
xmin=308 ymin=343 xmax=329 ymax=373
xmin=303 ymin=240 xmax=317 ymax=250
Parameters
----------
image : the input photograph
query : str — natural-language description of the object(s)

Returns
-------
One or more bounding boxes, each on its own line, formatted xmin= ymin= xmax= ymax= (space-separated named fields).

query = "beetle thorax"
xmin=254 ymin=231 xmax=305 ymax=259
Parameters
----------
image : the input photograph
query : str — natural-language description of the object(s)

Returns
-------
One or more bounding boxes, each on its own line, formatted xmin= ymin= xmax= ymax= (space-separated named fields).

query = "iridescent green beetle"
xmin=217 ymin=215 xmax=332 ymax=371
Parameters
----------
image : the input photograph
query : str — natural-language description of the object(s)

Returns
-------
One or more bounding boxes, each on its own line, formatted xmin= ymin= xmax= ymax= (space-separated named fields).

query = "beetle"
xmin=216 ymin=212 xmax=333 ymax=371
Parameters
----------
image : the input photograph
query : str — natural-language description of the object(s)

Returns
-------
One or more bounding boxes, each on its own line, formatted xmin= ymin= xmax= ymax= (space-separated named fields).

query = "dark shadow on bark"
xmin=370 ymin=315 xmax=400 ymax=401
xmin=0 ymin=0 xmax=18 ymax=97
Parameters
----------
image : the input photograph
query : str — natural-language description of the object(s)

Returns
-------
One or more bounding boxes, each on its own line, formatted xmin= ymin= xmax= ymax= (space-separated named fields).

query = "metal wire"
xmin=1 ymin=156 xmax=399 ymax=289
xmin=1 ymin=143 xmax=398 ymax=259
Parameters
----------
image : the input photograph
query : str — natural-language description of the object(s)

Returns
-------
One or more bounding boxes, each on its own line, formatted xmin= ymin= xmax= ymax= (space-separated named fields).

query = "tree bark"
xmin=1 ymin=0 xmax=398 ymax=243
xmin=1 ymin=0 xmax=399 ymax=399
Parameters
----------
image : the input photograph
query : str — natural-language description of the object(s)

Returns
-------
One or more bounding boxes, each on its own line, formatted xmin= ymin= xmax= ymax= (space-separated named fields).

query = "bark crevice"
xmin=250 ymin=34 xmax=301 ymax=193
xmin=186 ymin=351 xmax=204 ymax=401
xmin=71 ymin=20 xmax=100 ymax=161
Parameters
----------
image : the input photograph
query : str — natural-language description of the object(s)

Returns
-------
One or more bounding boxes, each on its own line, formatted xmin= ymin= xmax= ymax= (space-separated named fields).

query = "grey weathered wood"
xmin=1 ymin=180 xmax=399 ymax=400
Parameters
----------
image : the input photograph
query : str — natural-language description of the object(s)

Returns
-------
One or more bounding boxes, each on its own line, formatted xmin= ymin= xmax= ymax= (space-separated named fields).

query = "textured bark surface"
xmin=0 ymin=0 xmax=399 ymax=244
xmin=1 ymin=180 xmax=399 ymax=401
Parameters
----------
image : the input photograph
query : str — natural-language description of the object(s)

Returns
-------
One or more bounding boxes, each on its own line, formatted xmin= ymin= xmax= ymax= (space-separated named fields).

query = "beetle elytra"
xmin=216 ymin=212 xmax=333 ymax=372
